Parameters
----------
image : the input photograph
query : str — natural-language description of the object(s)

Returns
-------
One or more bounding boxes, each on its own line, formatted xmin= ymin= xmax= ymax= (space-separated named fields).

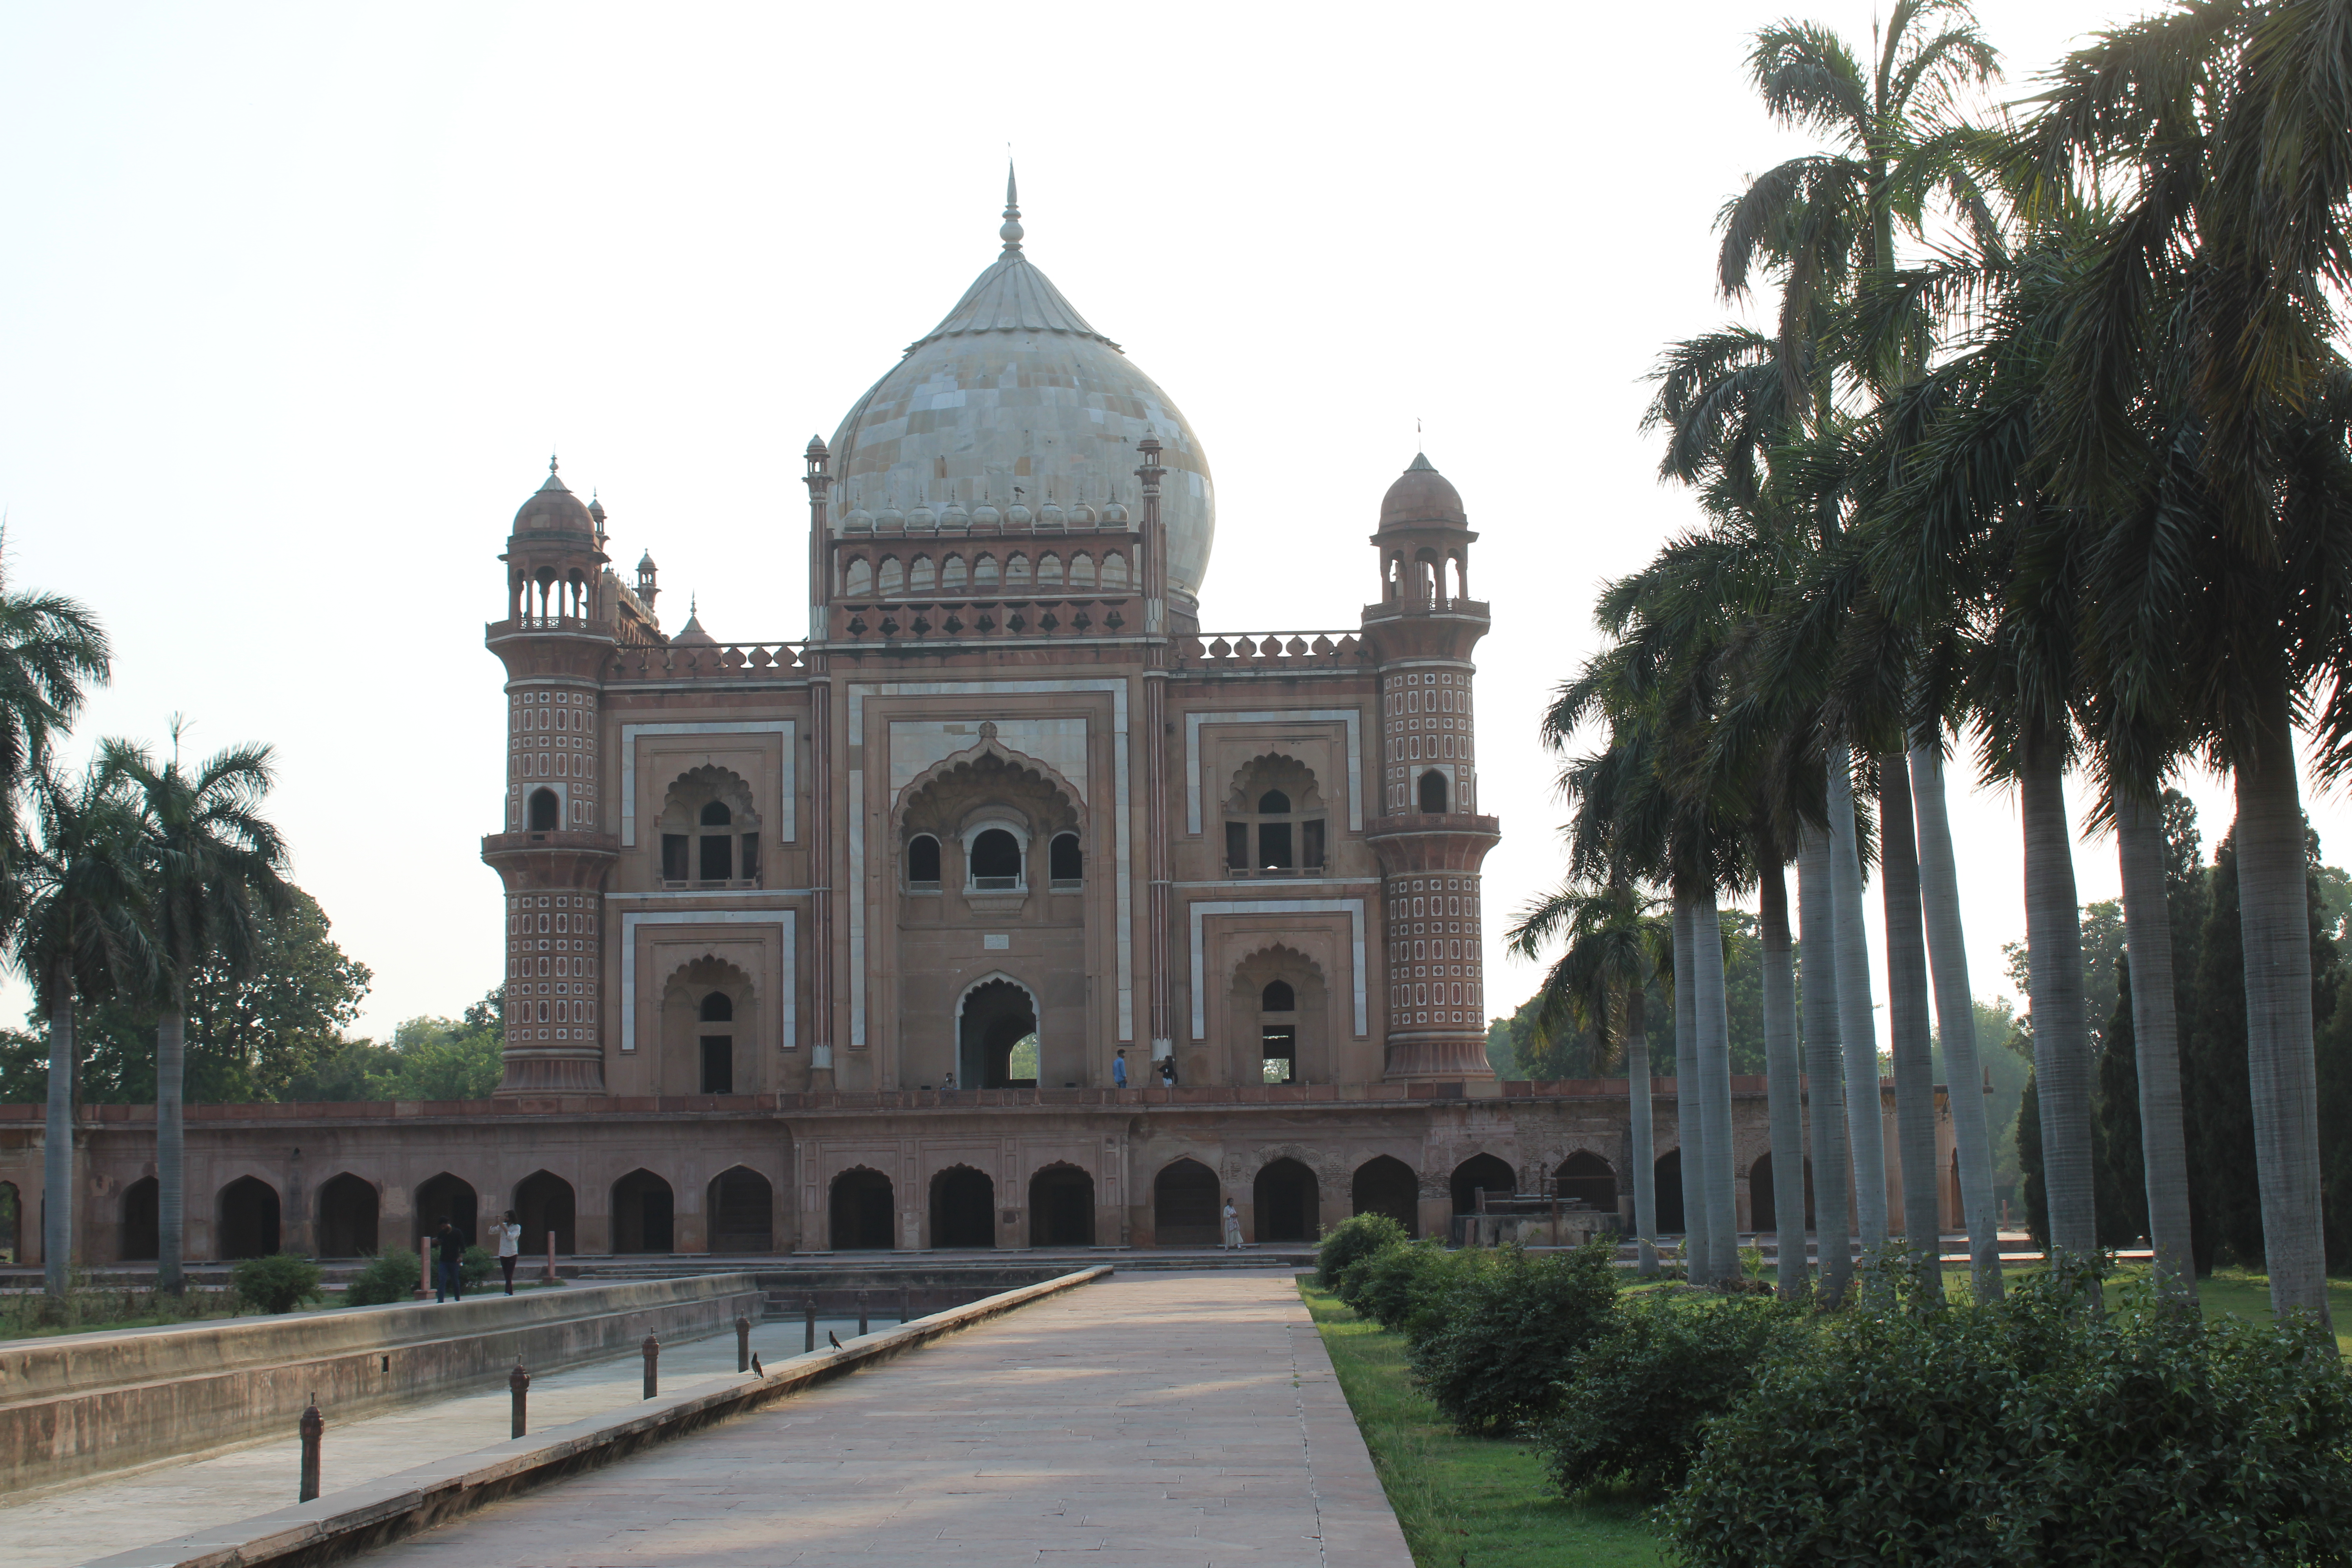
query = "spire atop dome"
xmin=1000 ymin=162 xmax=1024 ymax=255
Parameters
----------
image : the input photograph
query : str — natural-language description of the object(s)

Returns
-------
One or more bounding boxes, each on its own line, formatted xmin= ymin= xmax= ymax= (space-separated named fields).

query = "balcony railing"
xmin=831 ymin=599 xmax=1132 ymax=643
xmin=1176 ymin=631 xmax=1367 ymax=668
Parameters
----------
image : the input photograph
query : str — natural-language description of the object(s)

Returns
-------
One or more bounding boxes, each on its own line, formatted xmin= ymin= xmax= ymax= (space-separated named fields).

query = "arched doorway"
xmin=317 ymin=1174 xmax=378 ymax=1256
xmin=515 ymin=1170 xmax=575 ymax=1255
xmin=415 ymin=1172 xmax=479 ymax=1246
xmin=707 ymin=1167 xmax=773 ymax=1252
xmin=1748 ymin=1153 xmax=1815 ymax=1233
xmin=959 ymin=978 xmax=1038 ymax=1089
xmin=218 ymin=1176 xmax=280 ymax=1259
xmin=121 ymin=1176 xmax=159 ymax=1260
xmin=1655 ymin=1149 xmax=1686 ymax=1234
xmin=1351 ymin=1156 xmax=1419 ymax=1236
xmin=1153 ymin=1158 xmax=1220 ymax=1247
xmin=612 ymin=1169 xmax=675 ymax=1253
xmin=1254 ymin=1158 xmax=1319 ymax=1242
xmin=0 ymin=1181 xmax=18 ymax=1264
xmin=1450 ymin=1153 xmax=1515 ymax=1216
xmin=1029 ymin=1163 xmax=1094 ymax=1247
xmin=929 ymin=1166 xmax=995 ymax=1249
xmin=829 ymin=1167 xmax=895 ymax=1250
xmin=1555 ymin=1151 xmax=1617 ymax=1212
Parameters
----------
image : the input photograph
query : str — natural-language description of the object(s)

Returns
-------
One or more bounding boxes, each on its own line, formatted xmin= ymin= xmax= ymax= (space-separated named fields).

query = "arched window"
xmin=699 ymin=799 xmax=734 ymax=880
xmin=658 ymin=768 xmax=760 ymax=887
xmin=699 ymin=991 xmax=733 ymax=1022
xmin=1418 ymin=769 xmax=1450 ymax=813
xmin=878 ymin=556 xmax=904 ymax=595
xmin=1100 ymin=551 xmax=1130 ymax=589
xmin=1262 ymin=980 xmax=1296 ymax=1012
xmin=527 ymin=788 xmax=559 ymax=832
xmin=700 ymin=800 xmax=731 ymax=826
xmin=909 ymin=555 xmax=937 ymax=592
xmin=844 ymin=557 xmax=872 ymax=597
xmin=698 ymin=989 xmax=735 ymax=1093
xmin=1048 ymin=831 xmax=1082 ymax=887
xmin=907 ymin=833 xmax=942 ymax=887
xmin=1257 ymin=790 xmax=1291 ymax=814
xmin=942 ymin=554 xmax=968 ymax=589
xmin=1069 ymin=553 xmax=1096 ymax=588
xmin=974 ymin=553 xmax=1000 ymax=587
xmin=1225 ymin=759 xmax=1327 ymax=878
xmin=969 ymin=828 xmax=1022 ymax=889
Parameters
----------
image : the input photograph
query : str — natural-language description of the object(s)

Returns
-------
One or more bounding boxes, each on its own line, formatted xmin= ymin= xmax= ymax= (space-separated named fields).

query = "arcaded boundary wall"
xmin=0 ymin=1273 xmax=763 ymax=1492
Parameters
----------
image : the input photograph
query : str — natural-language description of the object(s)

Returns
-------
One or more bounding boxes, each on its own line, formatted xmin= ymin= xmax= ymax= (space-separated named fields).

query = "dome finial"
xmin=1000 ymin=158 xmax=1024 ymax=254
xmin=549 ymin=451 xmax=559 ymax=475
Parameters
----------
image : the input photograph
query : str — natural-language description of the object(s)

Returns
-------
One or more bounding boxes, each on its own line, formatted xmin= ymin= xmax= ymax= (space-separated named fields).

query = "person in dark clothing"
xmin=434 ymin=1220 xmax=465 ymax=1302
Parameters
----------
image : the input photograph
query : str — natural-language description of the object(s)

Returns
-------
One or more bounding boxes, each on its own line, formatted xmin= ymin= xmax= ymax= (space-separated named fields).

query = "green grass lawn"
xmin=1299 ymin=1283 xmax=1664 ymax=1568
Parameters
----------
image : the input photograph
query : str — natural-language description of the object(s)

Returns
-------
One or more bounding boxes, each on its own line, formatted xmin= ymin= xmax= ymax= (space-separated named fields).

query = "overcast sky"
xmin=0 ymin=0 xmax=2333 ymax=1053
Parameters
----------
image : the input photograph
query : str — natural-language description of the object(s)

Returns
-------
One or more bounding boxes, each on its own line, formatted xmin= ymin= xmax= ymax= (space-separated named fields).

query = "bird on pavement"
xmin=751 ymin=1354 xmax=764 ymax=1377
xmin=828 ymin=1330 xmax=843 ymax=1349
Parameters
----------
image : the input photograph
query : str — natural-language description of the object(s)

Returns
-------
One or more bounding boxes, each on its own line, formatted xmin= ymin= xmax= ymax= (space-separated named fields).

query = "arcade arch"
xmin=317 ymin=1173 xmax=379 ymax=1256
xmin=1449 ymin=1153 xmax=1515 ymax=1216
xmin=121 ymin=1177 xmax=159 ymax=1261
xmin=830 ymin=1167 xmax=895 ymax=1250
xmin=218 ymin=1176 xmax=280 ymax=1259
xmin=515 ymin=1170 xmax=575 ymax=1255
xmin=1152 ymin=1158 xmax=1220 ymax=1247
xmin=957 ymin=976 xmax=1039 ymax=1090
xmin=612 ymin=1169 xmax=674 ymax=1253
xmin=1029 ymin=1163 xmax=1094 ymax=1247
xmin=1350 ymin=1156 xmax=1418 ymax=1236
xmin=707 ymin=1167 xmax=773 ymax=1252
xmin=929 ymin=1165 xmax=995 ymax=1249
xmin=1254 ymin=1158 xmax=1319 ymax=1242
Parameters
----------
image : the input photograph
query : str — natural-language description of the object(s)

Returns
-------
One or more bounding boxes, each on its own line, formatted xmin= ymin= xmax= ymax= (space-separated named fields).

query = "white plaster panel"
xmin=1187 ymin=898 xmax=1367 ymax=1039
xmin=1185 ymin=711 xmax=1363 ymax=835
xmin=888 ymin=718 xmax=1090 ymax=804
xmin=621 ymin=909 xmax=795 ymax=1054
xmin=621 ymin=721 xmax=795 ymax=846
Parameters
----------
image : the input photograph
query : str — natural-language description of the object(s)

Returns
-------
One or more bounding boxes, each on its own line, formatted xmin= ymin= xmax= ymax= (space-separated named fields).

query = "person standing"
xmin=1221 ymin=1198 xmax=1243 ymax=1251
xmin=1112 ymin=1049 xmax=1128 ymax=1089
xmin=433 ymin=1220 xmax=465 ymax=1302
xmin=492 ymin=1210 xmax=523 ymax=1295
xmin=1158 ymin=1056 xmax=1176 ymax=1088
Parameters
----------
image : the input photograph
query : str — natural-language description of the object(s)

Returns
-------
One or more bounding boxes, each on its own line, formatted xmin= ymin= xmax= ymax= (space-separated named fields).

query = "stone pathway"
xmin=0 ymin=1312 xmax=873 ymax=1568
xmin=349 ymin=1270 xmax=1405 ymax=1568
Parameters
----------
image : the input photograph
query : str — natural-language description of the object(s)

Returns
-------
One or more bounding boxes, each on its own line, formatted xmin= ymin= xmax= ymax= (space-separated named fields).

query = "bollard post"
xmin=414 ymin=1236 xmax=432 ymax=1301
xmin=509 ymin=1357 xmax=530 ymax=1439
xmin=900 ymin=1283 xmax=911 ymax=1324
xmin=641 ymin=1333 xmax=659 ymax=1399
xmin=856 ymin=1290 xmax=868 ymax=1337
xmin=735 ymin=1314 xmax=752 ymax=1372
xmin=298 ymin=1394 xmax=323 ymax=1503
xmin=543 ymin=1229 xmax=557 ymax=1285
xmin=803 ymin=1298 xmax=817 ymax=1354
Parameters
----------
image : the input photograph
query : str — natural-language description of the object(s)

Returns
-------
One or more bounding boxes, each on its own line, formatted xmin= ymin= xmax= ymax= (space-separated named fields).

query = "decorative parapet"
xmin=829 ymin=599 xmax=1132 ymax=643
xmin=1174 ymin=631 xmax=1368 ymax=668
xmin=603 ymin=643 xmax=806 ymax=681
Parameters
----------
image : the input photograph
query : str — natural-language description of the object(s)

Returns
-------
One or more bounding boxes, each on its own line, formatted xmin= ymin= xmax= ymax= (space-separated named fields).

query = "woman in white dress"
xmin=1221 ymin=1199 xmax=1244 ymax=1251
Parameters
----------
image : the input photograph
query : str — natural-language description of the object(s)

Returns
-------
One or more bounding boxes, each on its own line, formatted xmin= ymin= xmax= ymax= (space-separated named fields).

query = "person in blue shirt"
xmin=1112 ymin=1049 xmax=1128 ymax=1088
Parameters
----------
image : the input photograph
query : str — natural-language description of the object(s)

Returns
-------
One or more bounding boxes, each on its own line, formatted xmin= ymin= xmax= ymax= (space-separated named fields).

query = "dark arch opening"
xmin=1153 ymin=1158 xmax=1220 ymax=1247
xmin=1748 ymin=1152 xmax=1815 ymax=1232
xmin=1261 ymin=979 xmax=1296 ymax=1012
xmin=121 ymin=1176 xmax=159 ymax=1260
xmin=317 ymin=1173 xmax=378 ymax=1256
xmin=1417 ymin=769 xmax=1449 ymax=813
xmin=699 ymin=991 xmax=733 ymax=1023
xmin=1450 ymin=1153 xmax=1515 ymax=1216
xmin=929 ymin=1165 xmax=995 ymax=1249
xmin=415 ymin=1172 xmax=478 ymax=1246
xmin=1654 ymin=1149 xmax=1686 ymax=1234
xmin=0 ymin=1181 xmax=18 ymax=1264
xmin=1257 ymin=789 xmax=1291 ymax=814
xmin=527 ymin=788 xmax=559 ymax=831
xmin=829 ymin=1167 xmax=895 ymax=1250
xmin=959 ymin=978 xmax=1038 ymax=1089
xmin=907 ymin=834 xmax=942 ymax=884
xmin=1254 ymin=1158 xmax=1319 ymax=1242
xmin=1048 ymin=831 xmax=1082 ymax=883
xmin=707 ymin=1167 xmax=773 ymax=1253
xmin=970 ymin=828 xmax=1022 ymax=885
xmin=1029 ymin=1163 xmax=1095 ymax=1247
xmin=611 ymin=1169 xmax=674 ymax=1253
xmin=218 ymin=1176 xmax=281 ymax=1259
xmin=699 ymin=799 xmax=731 ymax=826
xmin=1351 ymin=1155 xmax=1418 ymax=1238
xmin=1555 ymin=1151 xmax=1617 ymax=1212
xmin=515 ymin=1169 xmax=575 ymax=1256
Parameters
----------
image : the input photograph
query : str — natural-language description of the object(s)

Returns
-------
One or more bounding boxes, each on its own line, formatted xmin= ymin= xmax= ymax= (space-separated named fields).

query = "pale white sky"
xmin=0 ymin=0 xmax=2331 ymax=1049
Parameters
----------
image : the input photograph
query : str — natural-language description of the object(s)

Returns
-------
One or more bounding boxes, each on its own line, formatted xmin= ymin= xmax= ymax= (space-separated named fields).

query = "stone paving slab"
xmin=0 ymin=1314 xmax=873 ymax=1568
xmin=347 ymin=1271 xmax=1406 ymax=1568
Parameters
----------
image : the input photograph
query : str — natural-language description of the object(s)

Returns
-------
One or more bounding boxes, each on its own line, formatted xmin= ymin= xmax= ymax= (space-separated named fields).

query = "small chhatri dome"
xmin=636 ymin=549 xmax=657 ymax=573
xmin=513 ymin=456 xmax=596 ymax=535
xmin=1379 ymin=452 xmax=1468 ymax=531
xmin=672 ymin=595 xmax=717 ymax=647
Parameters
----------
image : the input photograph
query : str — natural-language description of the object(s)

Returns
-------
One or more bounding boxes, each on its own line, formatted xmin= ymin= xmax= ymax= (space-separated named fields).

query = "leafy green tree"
xmin=377 ymin=1005 xmax=504 ymax=1102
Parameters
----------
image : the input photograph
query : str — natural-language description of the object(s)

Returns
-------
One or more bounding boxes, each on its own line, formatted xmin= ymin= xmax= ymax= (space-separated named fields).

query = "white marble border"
xmin=620 ymin=721 xmax=795 ymax=846
xmin=1187 ymin=898 xmax=1367 ymax=1039
xmin=620 ymin=908 xmax=797 ymax=1058
xmin=1184 ymin=710 xmax=1363 ymax=835
xmin=846 ymin=680 xmax=1131 ymax=1047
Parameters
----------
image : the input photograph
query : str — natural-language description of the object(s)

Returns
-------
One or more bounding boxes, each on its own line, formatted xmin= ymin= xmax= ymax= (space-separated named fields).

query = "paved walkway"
xmin=0 ymin=1312 xmax=873 ymax=1568
xmin=352 ymin=1270 xmax=1405 ymax=1568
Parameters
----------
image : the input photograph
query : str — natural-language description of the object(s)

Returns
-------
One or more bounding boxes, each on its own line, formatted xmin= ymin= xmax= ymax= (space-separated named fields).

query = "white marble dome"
xmin=826 ymin=180 xmax=1215 ymax=606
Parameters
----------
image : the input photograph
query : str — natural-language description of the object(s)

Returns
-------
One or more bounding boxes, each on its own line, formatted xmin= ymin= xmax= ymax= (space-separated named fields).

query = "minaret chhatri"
xmin=1361 ymin=453 xmax=1500 ymax=1080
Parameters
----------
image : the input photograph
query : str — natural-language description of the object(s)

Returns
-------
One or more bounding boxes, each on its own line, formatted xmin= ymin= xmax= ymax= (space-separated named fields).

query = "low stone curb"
xmin=83 ymin=1265 xmax=1112 ymax=1568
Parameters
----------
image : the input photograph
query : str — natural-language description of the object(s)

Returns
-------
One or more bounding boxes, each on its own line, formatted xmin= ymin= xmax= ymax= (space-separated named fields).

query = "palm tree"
xmin=0 ymin=584 xmax=111 ymax=822
xmin=104 ymin=726 xmax=293 ymax=1292
xmin=1508 ymin=879 xmax=1672 ymax=1276
xmin=16 ymin=766 xmax=151 ymax=1296
xmin=1796 ymin=828 xmax=1856 ymax=1301
xmin=2114 ymin=792 xmax=2196 ymax=1301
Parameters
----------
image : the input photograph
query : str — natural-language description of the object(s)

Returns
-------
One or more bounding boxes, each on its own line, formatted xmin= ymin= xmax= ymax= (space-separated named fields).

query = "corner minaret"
xmin=1361 ymin=453 xmax=1500 ymax=1080
xmin=483 ymin=458 xmax=619 ymax=1096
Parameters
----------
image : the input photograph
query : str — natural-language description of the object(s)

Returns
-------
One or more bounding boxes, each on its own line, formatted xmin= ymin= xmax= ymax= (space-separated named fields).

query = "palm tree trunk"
xmin=1799 ymin=826 xmax=1853 ymax=1303
xmin=2020 ymin=729 xmax=2096 ymax=1261
xmin=1693 ymin=898 xmax=1741 ymax=1280
xmin=1909 ymin=740 xmax=2002 ymax=1300
xmin=156 ymin=1002 xmax=185 ymax=1294
xmin=1879 ymin=752 xmax=1943 ymax=1292
xmin=1758 ymin=858 xmax=1809 ymax=1302
xmin=2233 ymin=673 xmax=2329 ymax=1325
xmin=1672 ymin=899 xmax=1711 ymax=1283
xmin=1625 ymin=989 xmax=1659 ymax=1277
xmin=43 ymin=983 xmax=74 ymax=1298
xmin=1827 ymin=744 xmax=1889 ymax=1258
xmin=2115 ymin=794 xmax=2195 ymax=1306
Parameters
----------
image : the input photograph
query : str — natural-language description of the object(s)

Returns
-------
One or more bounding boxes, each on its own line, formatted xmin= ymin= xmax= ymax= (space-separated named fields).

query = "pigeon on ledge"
xmin=828 ymin=1330 xmax=843 ymax=1350
xmin=751 ymin=1354 xmax=764 ymax=1377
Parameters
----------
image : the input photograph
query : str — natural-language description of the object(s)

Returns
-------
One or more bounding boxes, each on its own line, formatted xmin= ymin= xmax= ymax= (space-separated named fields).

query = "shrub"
xmin=1668 ymin=1261 xmax=2352 ymax=1565
xmin=1535 ymin=1291 xmax=1803 ymax=1499
xmin=1408 ymin=1236 xmax=1621 ymax=1436
xmin=344 ymin=1247 xmax=420 ymax=1306
xmin=461 ymin=1244 xmax=495 ymax=1290
xmin=1344 ymin=1238 xmax=1479 ymax=1334
xmin=1317 ymin=1212 xmax=1407 ymax=1290
xmin=231 ymin=1252 xmax=325 ymax=1314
